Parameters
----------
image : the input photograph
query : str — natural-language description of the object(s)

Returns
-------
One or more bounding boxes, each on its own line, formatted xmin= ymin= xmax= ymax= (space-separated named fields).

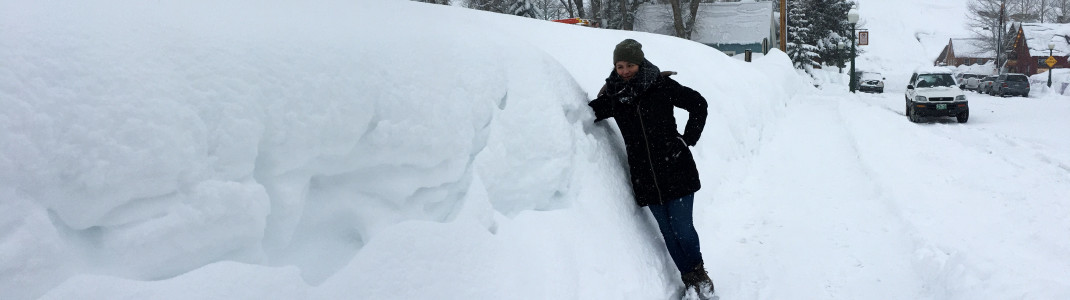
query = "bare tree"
xmin=621 ymin=0 xmax=636 ymax=30
xmin=591 ymin=0 xmax=603 ymax=25
xmin=967 ymin=0 xmax=1008 ymax=57
xmin=1010 ymin=0 xmax=1041 ymax=21
xmin=557 ymin=0 xmax=576 ymax=18
xmin=1055 ymin=0 xmax=1070 ymax=22
xmin=466 ymin=0 xmax=506 ymax=13
xmin=536 ymin=0 xmax=569 ymax=19
xmin=668 ymin=0 xmax=701 ymax=39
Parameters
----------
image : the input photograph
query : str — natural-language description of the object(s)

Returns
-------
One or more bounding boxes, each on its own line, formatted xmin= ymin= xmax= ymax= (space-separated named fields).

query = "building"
xmin=918 ymin=33 xmax=954 ymax=63
xmin=934 ymin=38 xmax=994 ymax=67
xmin=633 ymin=1 xmax=777 ymax=56
xmin=1004 ymin=23 xmax=1070 ymax=75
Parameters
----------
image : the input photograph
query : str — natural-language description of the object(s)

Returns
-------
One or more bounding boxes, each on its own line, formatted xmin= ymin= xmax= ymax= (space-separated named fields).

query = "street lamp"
xmin=837 ymin=42 xmax=845 ymax=73
xmin=848 ymin=9 xmax=859 ymax=93
xmin=1049 ymin=41 xmax=1055 ymax=87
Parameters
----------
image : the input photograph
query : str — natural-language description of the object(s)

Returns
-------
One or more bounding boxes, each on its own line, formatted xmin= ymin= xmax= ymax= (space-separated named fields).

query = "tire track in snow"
xmin=834 ymin=94 xmax=985 ymax=299
xmin=709 ymin=92 xmax=924 ymax=299
xmin=836 ymin=91 xmax=1070 ymax=299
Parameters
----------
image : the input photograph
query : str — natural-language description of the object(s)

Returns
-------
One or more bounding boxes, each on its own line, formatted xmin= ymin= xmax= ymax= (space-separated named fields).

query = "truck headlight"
xmin=955 ymin=95 xmax=966 ymax=101
xmin=915 ymin=96 xmax=927 ymax=102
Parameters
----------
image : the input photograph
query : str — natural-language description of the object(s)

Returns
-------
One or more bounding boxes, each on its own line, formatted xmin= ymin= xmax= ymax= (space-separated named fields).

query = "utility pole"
xmin=997 ymin=0 xmax=1005 ymax=73
xmin=780 ymin=0 xmax=787 ymax=51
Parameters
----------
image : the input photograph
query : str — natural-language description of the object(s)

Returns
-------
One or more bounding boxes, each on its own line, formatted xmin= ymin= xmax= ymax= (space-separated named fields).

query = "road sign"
xmin=1046 ymin=56 xmax=1057 ymax=67
xmin=858 ymin=31 xmax=869 ymax=46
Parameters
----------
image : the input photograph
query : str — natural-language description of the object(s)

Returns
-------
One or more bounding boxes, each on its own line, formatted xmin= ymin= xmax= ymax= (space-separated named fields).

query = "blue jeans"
xmin=648 ymin=194 xmax=702 ymax=274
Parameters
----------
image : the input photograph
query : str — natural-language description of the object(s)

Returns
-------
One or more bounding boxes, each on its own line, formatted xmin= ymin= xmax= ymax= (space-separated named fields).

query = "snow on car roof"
xmin=914 ymin=66 xmax=955 ymax=74
xmin=861 ymin=72 xmax=883 ymax=80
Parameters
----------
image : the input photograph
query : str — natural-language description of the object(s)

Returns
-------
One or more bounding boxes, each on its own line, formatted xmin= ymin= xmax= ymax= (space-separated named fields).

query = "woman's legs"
xmin=647 ymin=193 xmax=702 ymax=274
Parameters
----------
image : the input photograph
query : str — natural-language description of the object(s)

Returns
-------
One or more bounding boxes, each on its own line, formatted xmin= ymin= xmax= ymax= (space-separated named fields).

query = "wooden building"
xmin=934 ymin=38 xmax=994 ymax=67
xmin=1005 ymin=23 xmax=1070 ymax=75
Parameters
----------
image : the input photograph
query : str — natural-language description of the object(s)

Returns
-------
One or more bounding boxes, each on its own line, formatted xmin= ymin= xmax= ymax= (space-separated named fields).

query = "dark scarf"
xmin=603 ymin=59 xmax=661 ymax=104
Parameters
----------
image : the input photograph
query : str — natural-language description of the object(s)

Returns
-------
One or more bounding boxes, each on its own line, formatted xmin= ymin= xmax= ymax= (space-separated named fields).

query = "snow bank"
xmin=1 ymin=0 xmax=804 ymax=299
xmin=1029 ymin=69 xmax=1070 ymax=96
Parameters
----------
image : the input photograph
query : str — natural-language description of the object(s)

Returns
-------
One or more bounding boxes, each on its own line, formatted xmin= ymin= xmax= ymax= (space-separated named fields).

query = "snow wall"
xmin=0 ymin=0 xmax=809 ymax=298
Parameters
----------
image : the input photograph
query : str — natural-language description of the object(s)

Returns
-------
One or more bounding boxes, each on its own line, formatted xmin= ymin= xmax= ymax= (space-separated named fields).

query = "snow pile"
xmin=1029 ymin=68 xmax=1070 ymax=95
xmin=0 ymin=0 xmax=803 ymax=299
xmin=5 ymin=0 xmax=1070 ymax=299
xmin=953 ymin=60 xmax=997 ymax=75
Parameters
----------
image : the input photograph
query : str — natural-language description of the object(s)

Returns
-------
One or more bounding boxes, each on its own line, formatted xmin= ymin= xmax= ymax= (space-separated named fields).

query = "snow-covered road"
xmin=703 ymin=87 xmax=1070 ymax=299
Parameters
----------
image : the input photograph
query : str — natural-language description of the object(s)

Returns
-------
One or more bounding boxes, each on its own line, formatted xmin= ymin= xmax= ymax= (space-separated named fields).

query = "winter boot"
xmin=682 ymin=262 xmax=715 ymax=299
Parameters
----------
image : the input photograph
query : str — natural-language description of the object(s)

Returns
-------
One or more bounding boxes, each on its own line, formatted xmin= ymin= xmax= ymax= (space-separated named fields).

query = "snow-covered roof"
xmin=917 ymin=33 xmax=953 ymax=61
xmin=634 ymin=2 xmax=774 ymax=45
xmin=1018 ymin=23 xmax=1070 ymax=57
xmin=950 ymin=38 xmax=993 ymax=58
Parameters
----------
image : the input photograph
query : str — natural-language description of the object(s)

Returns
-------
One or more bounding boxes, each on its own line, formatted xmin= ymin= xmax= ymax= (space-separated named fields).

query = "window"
xmin=916 ymin=74 xmax=956 ymax=87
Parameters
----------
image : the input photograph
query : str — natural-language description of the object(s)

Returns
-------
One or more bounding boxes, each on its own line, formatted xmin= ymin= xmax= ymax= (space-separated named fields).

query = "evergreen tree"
xmin=807 ymin=0 xmax=855 ymax=68
xmin=786 ymin=0 xmax=820 ymax=70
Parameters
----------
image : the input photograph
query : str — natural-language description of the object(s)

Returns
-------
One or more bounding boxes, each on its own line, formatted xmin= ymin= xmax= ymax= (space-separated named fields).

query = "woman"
xmin=588 ymin=39 xmax=714 ymax=298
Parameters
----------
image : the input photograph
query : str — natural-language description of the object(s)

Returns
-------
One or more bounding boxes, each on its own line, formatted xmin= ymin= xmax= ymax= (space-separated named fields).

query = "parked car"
xmin=905 ymin=68 xmax=969 ymax=123
xmin=964 ymin=74 xmax=986 ymax=91
xmin=858 ymin=71 xmax=885 ymax=93
xmin=990 ymin=73 xmax=1030 ymax=97
xmin=979 ymin=75 xmax=998 ymax=94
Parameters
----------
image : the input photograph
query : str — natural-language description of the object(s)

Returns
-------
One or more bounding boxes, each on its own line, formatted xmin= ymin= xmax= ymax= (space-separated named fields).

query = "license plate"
xmin=937 ymin=104 xmax=947 ymax=110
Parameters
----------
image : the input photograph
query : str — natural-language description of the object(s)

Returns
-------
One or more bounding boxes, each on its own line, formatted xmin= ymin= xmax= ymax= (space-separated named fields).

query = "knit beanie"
xmin=613 ymin=39 xmax=645 ymax=65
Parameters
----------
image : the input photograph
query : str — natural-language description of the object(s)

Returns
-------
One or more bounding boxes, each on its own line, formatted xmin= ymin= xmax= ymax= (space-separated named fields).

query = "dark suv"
xmin=991 ymin=73 xmax=1030 ymax=97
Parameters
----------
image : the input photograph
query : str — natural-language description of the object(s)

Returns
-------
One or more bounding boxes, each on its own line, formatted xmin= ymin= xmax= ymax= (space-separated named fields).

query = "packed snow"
xmin=2 ymin=0 xmax=1068 ymax=299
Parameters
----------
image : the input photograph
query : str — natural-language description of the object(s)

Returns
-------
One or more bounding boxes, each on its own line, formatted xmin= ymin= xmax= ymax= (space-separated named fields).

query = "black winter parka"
xmin=589 ymin=60 xmax=708 ymax=207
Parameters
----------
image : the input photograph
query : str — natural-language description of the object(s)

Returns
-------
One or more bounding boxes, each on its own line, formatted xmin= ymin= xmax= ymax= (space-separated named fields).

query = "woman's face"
xmin=615 ymin=61 xmax=639 ymax=81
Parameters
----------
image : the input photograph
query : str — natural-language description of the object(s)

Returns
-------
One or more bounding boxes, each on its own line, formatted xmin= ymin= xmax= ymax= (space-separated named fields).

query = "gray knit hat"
xmin=613 ymin=39 xmax=645 ymax=65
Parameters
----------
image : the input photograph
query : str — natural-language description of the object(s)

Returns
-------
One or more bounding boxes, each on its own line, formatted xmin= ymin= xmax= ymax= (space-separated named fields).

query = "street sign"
xmin=1046 ymin=56 xmax=1057 ymax=67
xmin=858 ymin=31 xmax=869 ymax=46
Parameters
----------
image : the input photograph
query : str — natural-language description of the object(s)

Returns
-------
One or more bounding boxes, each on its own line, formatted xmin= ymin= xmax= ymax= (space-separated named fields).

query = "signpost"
xmin=858 ymin=31 xmax=869 ymax=46
xmin=1047 ymin=55 xmax=1057 ymax=87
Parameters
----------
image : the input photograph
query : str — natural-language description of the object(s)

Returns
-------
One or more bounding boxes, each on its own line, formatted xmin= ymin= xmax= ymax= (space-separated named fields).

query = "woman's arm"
xmin=669 ymin=81 xmax=708 ymax=146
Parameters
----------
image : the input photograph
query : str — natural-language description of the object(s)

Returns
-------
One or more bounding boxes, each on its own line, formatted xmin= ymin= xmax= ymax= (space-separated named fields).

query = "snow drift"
xmin=1 ymin=0 xmax=803 ymax=299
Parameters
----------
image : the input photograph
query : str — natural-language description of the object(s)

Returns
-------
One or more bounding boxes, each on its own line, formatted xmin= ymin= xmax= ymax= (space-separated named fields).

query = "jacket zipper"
xmin=636 ymin=99 xmax=664 ymax=204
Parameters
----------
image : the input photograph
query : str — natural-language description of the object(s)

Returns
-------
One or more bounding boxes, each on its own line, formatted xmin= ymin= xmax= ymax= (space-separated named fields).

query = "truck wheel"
xmin=957 ymin=111 xmax=969 ymax=123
